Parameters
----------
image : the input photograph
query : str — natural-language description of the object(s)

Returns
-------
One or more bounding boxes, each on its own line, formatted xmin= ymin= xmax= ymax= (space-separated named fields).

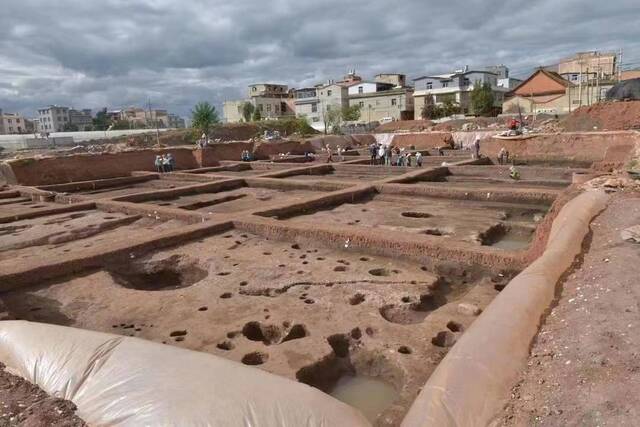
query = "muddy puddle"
xmin=329 ymin=375 xmax=398 ymax=422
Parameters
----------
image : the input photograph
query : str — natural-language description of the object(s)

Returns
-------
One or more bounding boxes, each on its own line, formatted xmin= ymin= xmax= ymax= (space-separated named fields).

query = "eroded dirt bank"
xmin=503 ymin=192 xmax=640 ymax=426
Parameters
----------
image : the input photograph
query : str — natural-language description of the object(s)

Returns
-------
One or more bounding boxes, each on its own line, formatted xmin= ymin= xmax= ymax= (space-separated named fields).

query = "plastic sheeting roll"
xmin=0 ymin=321 xmax=371 ymax=426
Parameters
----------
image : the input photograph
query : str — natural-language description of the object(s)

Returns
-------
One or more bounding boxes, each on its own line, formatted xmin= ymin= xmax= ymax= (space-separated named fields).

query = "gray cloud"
xmin=1 ymin=0 xmax=639 ymax=118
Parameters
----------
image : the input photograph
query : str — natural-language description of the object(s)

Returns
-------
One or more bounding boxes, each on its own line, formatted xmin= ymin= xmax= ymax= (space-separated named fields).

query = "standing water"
xmin=329 ymin=375 xmax=398 ymax=422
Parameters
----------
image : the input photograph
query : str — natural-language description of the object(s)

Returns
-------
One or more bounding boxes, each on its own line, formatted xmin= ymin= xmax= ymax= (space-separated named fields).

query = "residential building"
xmin=120 ymin=107 xmax=169 ymax=128
xmin=68 ymin=109 xmax=93 ymax=131
xmin=558 ymin=51 xmax=618 ymax=84
xmin=167 ymin=114 xmax=186 ymax=128
xmin=293 ymin=87 xmax=321 ymax=124
xmin=413 ymin=66 xmax=509 ymax=118
xmin=347 ymin=74 xmax=414 ymax=122
xmin=37 ymin=105 xmax=70 ymax=133
xmin=0 ymin=109 xmax=27 ymax=134
xmin=223 ymin=83 xmax=295 ymax=123
xmin=502 ymin=68 xmax=574 ymax=114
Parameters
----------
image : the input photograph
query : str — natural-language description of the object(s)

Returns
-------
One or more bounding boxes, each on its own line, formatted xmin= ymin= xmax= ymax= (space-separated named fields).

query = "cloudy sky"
xmin=1 ymin=0 xmax=639 ymax=119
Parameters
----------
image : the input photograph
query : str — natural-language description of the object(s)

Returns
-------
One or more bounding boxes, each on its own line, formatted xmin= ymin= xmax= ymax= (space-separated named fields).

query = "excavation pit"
xmin=0 ymin=143 xmax=593 ymax=425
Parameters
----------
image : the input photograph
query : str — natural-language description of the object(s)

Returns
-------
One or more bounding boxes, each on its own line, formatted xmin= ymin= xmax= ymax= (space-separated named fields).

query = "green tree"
xmin=92 ymin=108 xmax=110 ymax=131
xmin=441 ymin=96 xmax=461 ymax=116
xmin=471 ymin=81 xmax=495 ymax=116
xmin=241 ymin=102 xmax=255 ymax=122
xmin=325 ymin=107 xmax=343 ymax=134
xmin=421 ymin=96 xmax=440 ymax=119
xmin=252 ymin=107 xmax=262 ymax=121
xmin=341 ymin=104 xmax=361 ymax=122
xmin=191 ymin=102 xmax=220 ymax=138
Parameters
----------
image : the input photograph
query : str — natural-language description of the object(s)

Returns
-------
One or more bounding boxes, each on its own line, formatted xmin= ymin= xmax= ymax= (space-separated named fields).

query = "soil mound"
xmin=560 ymin=101 xmax=640 ymax=131
xmin=0 ymin=362 xmax=86 ymax=426
xmin=374 ymin=120 xmax=432 ymax=133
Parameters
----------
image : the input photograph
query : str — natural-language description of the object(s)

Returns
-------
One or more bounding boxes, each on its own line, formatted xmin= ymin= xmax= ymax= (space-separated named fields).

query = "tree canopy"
xmin=470 ymin=81 xmax=495 ymax=116
xmin=191 ymin=102 xmax=220 ymax=137
xmin=241 ymin=102 xmax=255 ymax=122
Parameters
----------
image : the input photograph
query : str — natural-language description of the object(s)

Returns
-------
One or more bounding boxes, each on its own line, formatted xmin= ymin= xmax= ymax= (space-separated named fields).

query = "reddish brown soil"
xmin=0 ymin=363 xmax=86 ymax=426
xmin=503 ymin=192 xmax=640 ymax=426
xmin=561 ymin=101 xmax=640 ymax=131
xmin=374 ymin=120 xmax=432 ymax=133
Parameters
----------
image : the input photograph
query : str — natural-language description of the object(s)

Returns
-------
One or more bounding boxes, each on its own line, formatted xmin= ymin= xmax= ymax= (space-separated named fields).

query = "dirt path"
xmin=503 ymin=192 xmax=640 ymax=426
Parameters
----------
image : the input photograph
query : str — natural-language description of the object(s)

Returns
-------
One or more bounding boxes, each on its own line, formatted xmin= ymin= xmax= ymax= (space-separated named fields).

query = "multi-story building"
xmin=167 ymin=113 xmax=186 ymax=128
xmin=293 ymin=88 xmax=321 ymax=124
xmin=347 ymin=74 xmax=414 ymax=122
xmin=223 ymin=83 xmax=295 ymax=123
xmin=0 ymin=109 xmax=27 ymax=134
xmin=558 ymin=51 xmax=618 ymax=84
xmin=68 ymin=109 xmax=93 ymax=131
xmin=120 ymin=107 xmax=169 ymax=128
xmin=37 ymin=105 xmax=70 ymax=133
xmin=412 ymin=66 xmax=510 ymax=117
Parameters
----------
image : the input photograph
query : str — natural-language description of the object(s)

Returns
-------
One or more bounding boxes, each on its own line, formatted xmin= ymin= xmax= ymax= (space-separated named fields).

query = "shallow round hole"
xmin=170 ymin=330 xmax=187 ymax=337
xmin=401 ymin=211 xmax=432 ymax=218
xmin=334 ymin=265 xmax=347 ymax=272
xmin=198 ymin=306 xmax=208 ymax=311
xmin=240 ymin=281 xmax=248 ymax=286
xmin=220 ymin=292 xmax=233 ymax=299
xmin=217 ymin=271 xmax=231 ymax=276
xmin=401 ymin=296 xmax=412 ymax=303
xmin=349 ymin=293 xmax=366 ymax=305
xmin=368 ymin=268 xmax=390 ymax=277
xmin=217 ymin=340 xmax=235 ymax=351
xmin=242 ymin=351 xmax=268 ymax=365
xmin=398 ymin=345 xmax=413 ymax=354
xmin=304 ymin=298 xmax=315 ymax=304
xmin=446 ymin=320 xmax=464 ymax=332
xmin=359 ymin=257 xmax=370 ymax=262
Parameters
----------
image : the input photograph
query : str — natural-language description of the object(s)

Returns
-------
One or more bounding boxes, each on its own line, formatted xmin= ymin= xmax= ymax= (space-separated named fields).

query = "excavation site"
xmin=0 ymin=122 xmax=638 ymax=426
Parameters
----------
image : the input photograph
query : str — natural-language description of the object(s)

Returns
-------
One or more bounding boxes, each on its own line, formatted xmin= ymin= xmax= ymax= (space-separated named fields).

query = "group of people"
xmin=241 ymin=150 xmax=253 ymax=162
xmin=154 ymin=153 xmax=176 ymax=173
xmin=368 ymin=143 xmax=424 ymax=167
xmin=325 ymin=144 xmax=346 ymax=163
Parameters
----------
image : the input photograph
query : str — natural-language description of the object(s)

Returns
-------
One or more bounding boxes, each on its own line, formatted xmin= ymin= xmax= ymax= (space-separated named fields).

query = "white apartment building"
xmin=37 ymin=105 xmax=70 ymax=133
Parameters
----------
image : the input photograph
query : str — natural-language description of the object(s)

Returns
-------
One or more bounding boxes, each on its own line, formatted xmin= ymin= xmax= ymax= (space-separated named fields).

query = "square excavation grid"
xmin=0 ymin=157 xmax=586 ymax=425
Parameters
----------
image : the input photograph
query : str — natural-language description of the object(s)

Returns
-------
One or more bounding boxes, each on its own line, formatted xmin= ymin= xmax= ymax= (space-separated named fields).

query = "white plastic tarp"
xmin=0 ymin=321 xmax=371 ymax=427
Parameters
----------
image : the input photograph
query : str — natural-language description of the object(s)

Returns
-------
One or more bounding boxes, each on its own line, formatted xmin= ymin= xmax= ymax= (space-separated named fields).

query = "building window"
xmin=426 ymin=82 xmax=432 ymax=89
xmin=312 ymin=117 xmax=319 ymax=122
xmin=258 ymin=104 xmax=263 ymax=112
xmin=327 ymin=90 xmax=332 ymax=96
xmin=442 ymin=82 xmax=449 ymax=88
xmin=311 ymin=103 xmax=318 ymax=113
xmin=252 ymin=87 xmax=257 ymax=91
xmin=7 ymin=119 xmax=11 ymax=124
xmin=391 ymin=99 xmax=397 ymax=106
xmin=359 ymin=101 xmax=364 ymax=107
xmin=266 ymin=104 xmax=272 ymax=113
xmin=358 ymin=86 xmax=363 ymax=94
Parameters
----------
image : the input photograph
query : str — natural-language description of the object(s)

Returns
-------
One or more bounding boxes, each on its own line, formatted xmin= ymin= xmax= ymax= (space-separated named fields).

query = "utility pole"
xmin=578 ymin=59 xmax=583 ymax=107
xmin=148 ymin=98 xmax=160 ymax=147
xmin=618 ymin=48 xmax=623 ymax=81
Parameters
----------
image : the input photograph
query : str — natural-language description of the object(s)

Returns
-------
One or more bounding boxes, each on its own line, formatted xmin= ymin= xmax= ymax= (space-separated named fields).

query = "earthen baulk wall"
xmin=483 ymin=131 xmax=638 ymax=167
xmin=1 ymin=141 xmax=317 ymax=186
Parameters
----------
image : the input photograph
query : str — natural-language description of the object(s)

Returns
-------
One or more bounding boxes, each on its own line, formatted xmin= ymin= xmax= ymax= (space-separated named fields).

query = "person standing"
xmin=473 ymin=137 xmax=481 ymax=159
xmin=162 ymin=154 xmax=171 ymax=172
xmin=369 ymin=143 xmax=377 ymax=165
xmin=167 ymin=153 xmax=176 ymax=172
xmin=415 ymin=151 xmax=423 ymax=167
xmin=326 ymin=145 xmax=333 ymax=163
xmin=498 ymin=147 xmax=507 ymax=165
xmin=377 ymin=144 xmax=385 ymax=166
xmin=154 ymin=155 xmax=163 ymax=173
xmin=384 ymin=145 xmax=392 ymax=166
